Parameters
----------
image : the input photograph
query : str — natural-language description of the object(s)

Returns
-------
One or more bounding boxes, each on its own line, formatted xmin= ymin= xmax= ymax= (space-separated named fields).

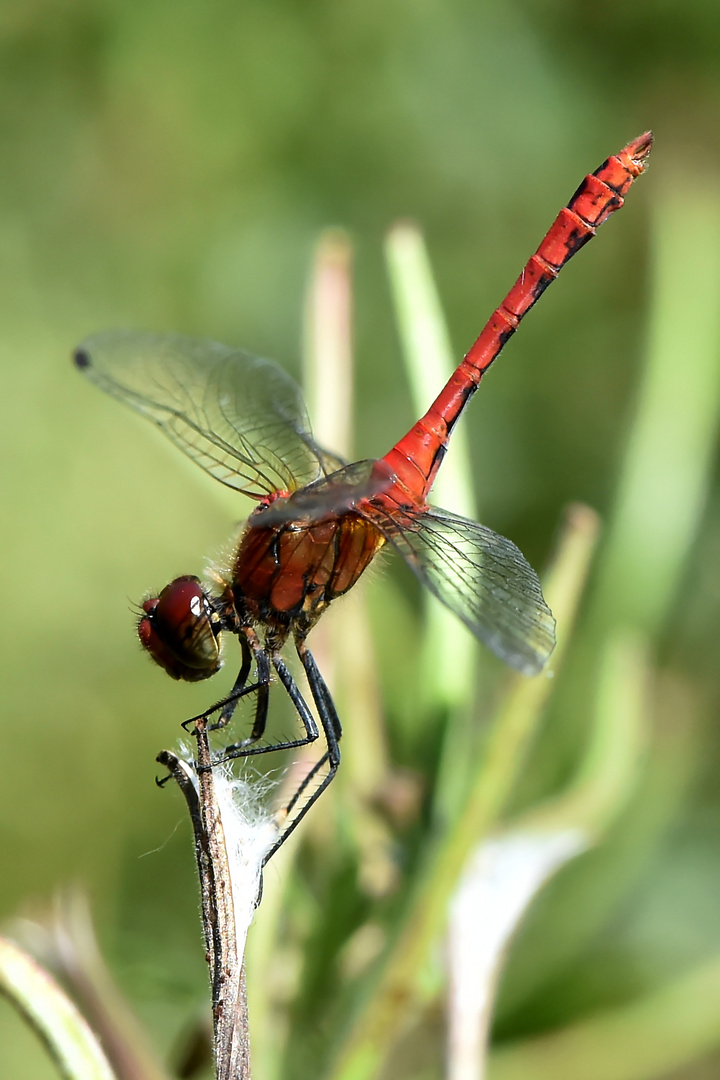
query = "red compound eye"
xmin=137 ymin=576 xmax=222 ymax=682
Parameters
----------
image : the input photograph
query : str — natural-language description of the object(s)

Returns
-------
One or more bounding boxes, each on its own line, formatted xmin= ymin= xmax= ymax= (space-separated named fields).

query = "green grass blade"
xmin=590 ymin=177 xmax=720 ymax=638
xmin=523 ymin=629 xmax=649 ymax=839
xmin=384 ymin=222 xmax=476 ymax=522
xmin=489 ymin=952 xmax=720 ymax=1080
xmin=385 ymin=222 xmax=477 ymax=708
xmin=0 ymin=936 xmax=116 ymax=1080
xmin=384 ymin=222 xmax=479 ymax=827
xmin=447 ymin=628 xmax=649 ymax=1080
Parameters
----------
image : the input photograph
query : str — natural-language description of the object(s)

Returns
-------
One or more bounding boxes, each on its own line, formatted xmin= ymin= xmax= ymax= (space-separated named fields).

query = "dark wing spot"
xmin=73 ymin=348 xmax=92 ymax=370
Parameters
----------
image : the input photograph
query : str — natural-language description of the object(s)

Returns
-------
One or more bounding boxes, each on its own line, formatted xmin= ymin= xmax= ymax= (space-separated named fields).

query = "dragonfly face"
xmin=138 ymin=576 xmax=223 ymax=682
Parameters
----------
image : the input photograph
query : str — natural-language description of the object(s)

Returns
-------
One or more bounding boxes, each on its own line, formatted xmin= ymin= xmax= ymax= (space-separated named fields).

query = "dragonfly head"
xmin=137 ymin=576 xmax=223 ymax=682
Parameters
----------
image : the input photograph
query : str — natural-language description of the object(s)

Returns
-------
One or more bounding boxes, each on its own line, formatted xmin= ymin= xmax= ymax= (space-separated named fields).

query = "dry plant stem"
xmin=157 ymin=723 xmax=250 ymax=1080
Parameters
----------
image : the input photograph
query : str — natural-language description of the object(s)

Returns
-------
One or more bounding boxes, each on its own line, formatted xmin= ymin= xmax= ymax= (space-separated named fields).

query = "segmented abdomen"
xmin=380 ymin=132 xmax=652 ymax=503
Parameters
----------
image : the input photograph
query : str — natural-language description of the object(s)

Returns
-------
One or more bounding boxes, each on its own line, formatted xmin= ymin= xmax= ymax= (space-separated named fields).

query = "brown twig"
xmin=157 ymin=719 xmax=250 ymax=1080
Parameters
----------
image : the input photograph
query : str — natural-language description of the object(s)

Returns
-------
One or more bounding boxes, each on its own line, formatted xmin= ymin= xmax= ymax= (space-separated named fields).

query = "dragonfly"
xmin=74 ymin=132 xmax=651 ymax=860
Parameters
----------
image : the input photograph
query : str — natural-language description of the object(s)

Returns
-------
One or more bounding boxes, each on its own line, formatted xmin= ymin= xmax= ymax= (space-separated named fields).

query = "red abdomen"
xmin=380 ymin=132 xmax=653 ymax=503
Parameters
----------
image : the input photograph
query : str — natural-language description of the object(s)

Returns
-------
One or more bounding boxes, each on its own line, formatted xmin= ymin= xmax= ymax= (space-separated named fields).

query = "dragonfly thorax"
xmin=231 ymin=512 xmax=385 ymax=636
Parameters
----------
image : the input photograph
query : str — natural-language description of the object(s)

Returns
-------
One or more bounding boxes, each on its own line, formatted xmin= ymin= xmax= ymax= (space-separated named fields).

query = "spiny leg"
xmin=218 ymin=648 xmax=320 ymax=761
xmin=182 ymin=634 xmax=269 ymax=743
xmin=280 ymin=649 xmax=342 ymax=818
xmin=209 ymin=634 xmax=253 ymax=729
xmin=262 ymin=642 xmax=341 ymax=865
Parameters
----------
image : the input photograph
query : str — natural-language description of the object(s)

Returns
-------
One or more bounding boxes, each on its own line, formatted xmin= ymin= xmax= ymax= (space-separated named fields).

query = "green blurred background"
xmin=2 ymin=2 xmax=720 ymax=1078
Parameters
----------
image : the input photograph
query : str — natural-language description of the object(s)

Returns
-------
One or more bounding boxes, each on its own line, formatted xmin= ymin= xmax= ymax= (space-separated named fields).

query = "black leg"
xmin=182 ymin=635 xmax=271 ymax=747
xmin=261 ymin=642 xmax=342 ymax=864
xmin=209 ymin=635 xmax=253 ymax=729
xmin=200 ymin=638 xmax=342 ymax=866
xmin=218 ymin=651 xmax=320 ymax=760
xmin=209 ymin=641 xmax=271 ymax=748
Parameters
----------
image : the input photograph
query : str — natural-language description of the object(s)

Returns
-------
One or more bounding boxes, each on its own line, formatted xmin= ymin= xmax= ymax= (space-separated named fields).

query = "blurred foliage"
xmin=2 ymin=2 xmax=720 ymax=1079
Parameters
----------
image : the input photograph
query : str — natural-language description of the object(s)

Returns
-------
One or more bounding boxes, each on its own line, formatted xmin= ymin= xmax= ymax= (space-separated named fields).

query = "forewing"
xmin=74 ymin=330 xmax=332 ymax=498
xmin=369 ymin=504 xmax=556 ymax=675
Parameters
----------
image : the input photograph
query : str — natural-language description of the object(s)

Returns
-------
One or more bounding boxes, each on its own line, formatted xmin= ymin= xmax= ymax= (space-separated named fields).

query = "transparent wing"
xmin=74 ymin=330 xmax=339 ymax=498
xmin=367 ymin=503 xmax=556 ymax=675
xmin=252 ymin=460 xmax=395 ymax=526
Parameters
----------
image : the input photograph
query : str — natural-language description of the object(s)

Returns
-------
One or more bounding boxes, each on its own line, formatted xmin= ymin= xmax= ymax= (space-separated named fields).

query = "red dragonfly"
xmin=75 ymin=133 xmax=651 ymax=858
